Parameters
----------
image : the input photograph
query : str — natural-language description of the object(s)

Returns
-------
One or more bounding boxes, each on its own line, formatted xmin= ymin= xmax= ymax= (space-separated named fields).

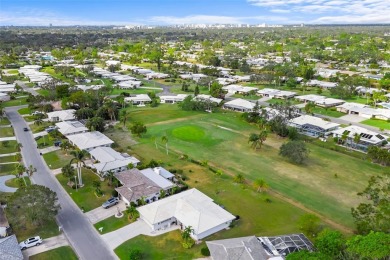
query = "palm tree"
xmin=70 ymin=149 xmax=89 ymax=187
xmin=258 ymin=128 xmax=268 ymax=149
xmin=61 ymin=164 xmax=75 ymax=182
xmin=15 ymin=142 xmax=22 ymax=151
xmin=161 ymin=135 xmax=169 ymax=155
xmin=181 ymin=226 xmax=194 ymax=242
xmin=159 ymin=189 xmax=167 ymax=199
xmin=353 ymin=133 xmax=361 ymax=150
xmin=14 ymin=163 xmax=27 ymax=186
xmin=120 ymin=110 xmax=129 ymax=127
xmin=151 ymin=136 xmax=158 ymax=149
xmin=106 ymin=170 xmax=115 ymax=186
xmin=137 ymin=196 xmax=147 ymax=206
xmin=233 ymin=173 xmax=245 ymax=184
xmin=26 ymin=165 xmax=37 ymax=179
xmin=126 ymin=206 xmax=139 ymax=220
xmin=34 ymin=116 xmax=44 ymax=127
xmin=248 ymin=133 xmax=260 ymax=150
xmin=340 ymin=131 xmax=348 ymax=146
xmin=253 ymin=179 xmax=269 ymax=193
xmin=60 ymin=140 xmax=72 ymax=155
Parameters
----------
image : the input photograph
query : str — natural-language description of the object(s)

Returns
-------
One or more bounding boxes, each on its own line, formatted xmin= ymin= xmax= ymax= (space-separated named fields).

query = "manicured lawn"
xmin=1 ymin=97 xmax=28 ymax=107
xmin=312 ymin=107 xmax=345 ymax=118
xmin=0 ymin=155 xmax=17 ymax=164
xmin=29 ymin=121 xmax=53 ymax=133
xmin=267 ymin=98 xmax=301 ymax=105
xmin=43 ymin=150 xmax=73 ymax=169
xmin=0 ymin=140 xmax=19 ymax=154
xmin=128 ymin=106 xmax=384 ymax=229
xmin=29 ymin=246 xmax=78 ymax=260
xmin=115 ymin=230 xmax=203 ymax=260
xmin=94 ymin=215 xmax=136 ymax=234
xmin=35 ymin=135 xmax=55 ymax=148
xmin=56 ymin=168 xmax=115 ymax=212
xmin=18 ymin=107 xmax=31 ymax=115
xmin=0 ymin=117 xmax=11 ymax=125
xmin=37 ymin=89 xmax=50 ymax=97
xmin=12 ymin=219 xmax=59 ymax=241
xmin=5 ymin=177 xmax=31 ymax=188
xmin=0 ymin=163 xmax=17 ymax=176
xmin=0 ymin=126 xmax=15 ymax=137
xmin=361 ymin=119 xmax=390 ymax=130
xmin=24 ymin=115 xmax=36 ymax=122
xmin=232 ymin=94 xmax=260 ymax=100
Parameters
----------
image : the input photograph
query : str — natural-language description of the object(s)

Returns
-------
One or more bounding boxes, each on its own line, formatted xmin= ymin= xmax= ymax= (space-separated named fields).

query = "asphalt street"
xmin=5 ymin=106 xmax=117 ymax=260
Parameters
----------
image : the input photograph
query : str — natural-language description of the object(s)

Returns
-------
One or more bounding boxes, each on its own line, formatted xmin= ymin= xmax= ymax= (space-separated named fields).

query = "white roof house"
xmin=140 ymin=168 xmax=175 ymax=190
xmin=151 ymin=167 xmax=175 ymax=180
xmin=257 ymin=88 xmax=297 ymax=99
xmin=89 ymin=147 xmax=140 ymax=176
xmin=117 ymin=80 xmax=142 ymax=89
xmin=47 ymin=109 xmax=76 ymax=122
xmin=306 ymin=80 xmax=337 ymax=89
xmin=289 ymin=115 xmax=340 ymax=137
xmin=296 ymin=94 xmax=345 ymax=107
xmin=193 ymin=94 xmax=223 ymax=105
xmin=138 ymin=188 xmax=236 ymax=240
xmin=160 ymin=94 xmax=188 ymax=104
xmin=336 ymin=102 xmax=369 ymax=113
xmin=0 ymin=93 xmax=10 ymax=102
xmin=55 ymin=121 xmax=88 ymax=136
xmin=124 ymin=94 xmax=152 ymax=105
xmin=223 ymin=98 xmax=255 ymax=112
xmin=67 ymin=131 xmax=114 ymax=151
xmin=332 ymin=125 xmax=388 ymax=151
xmin=222 ymin=85 xmax=258 ymax=94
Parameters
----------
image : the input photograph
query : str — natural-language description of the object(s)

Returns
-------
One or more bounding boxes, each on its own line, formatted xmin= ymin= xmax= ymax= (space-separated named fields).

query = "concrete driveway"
xmin=0 ymin=175 xmax=18 ymax=192
xmin=86 ymin=200 xmax=127 ymax=224
xmin=101 ymin=219 xmax=179 ymax=249
xmin=22 ymin=233 xmax=69 ymax=258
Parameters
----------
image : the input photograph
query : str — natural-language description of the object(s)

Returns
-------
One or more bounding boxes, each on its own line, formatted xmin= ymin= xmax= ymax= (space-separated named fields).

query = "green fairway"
xmin=127 ymin=107 xmax=384 ymax=230
xmin=29 ymin=246 xmax=77 ymax=260
xmin=361 ymin=119 xmax=390 ymax=130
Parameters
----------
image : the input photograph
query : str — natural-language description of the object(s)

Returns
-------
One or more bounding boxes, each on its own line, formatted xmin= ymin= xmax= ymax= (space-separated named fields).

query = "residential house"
xmin=117 ymin=80 xmax=142 ymax=89
xmin=55 ymin=121 xmax=88 ymax=136
xmin=124 ymin=94 xmax=152 ymax=105
xmin=289 ymin=115 xmax=340 ymax=137
xmin=222 ymin=85 xmax=258 ymax=95
xmin=115 ymin=168 xmax=175 ymax=206
xmin=336 ymin=102 xmax=369 ymax=114
xmin=306 ymin=80 xmax=337 ymax=89
xmin=67 ymin=131 xmax=114 ymax=151
xmin=160 ymin=94 xmax=188 ymax=104
xmin=0 ymin=235 xmax=23 ymax=260
xmin=138 ymin=188 xmax=236 ymax=241
xmin=0 ymin=93 xmax=10 ymax=102
xmin=296 ymin=94 xmax=344 ymax=107
xmin=89 ymin=147 xmax=140 ymax=177
xmin=223 ymin=98 xmax=255 ymax=112
xmin=257 ymin=88 xmax=296 ymax=99
xmin=47 ymin=109 xmax=76 ymax=122
xmin=193 ymin=94 xmax=223 ymax=105
xmin=206 ymin=233 xmax=314 ymax=260
xmin=336 ymin=104 xmax=390 ymax=120
xmin=0 ymin=208 xmax=10 ymax=238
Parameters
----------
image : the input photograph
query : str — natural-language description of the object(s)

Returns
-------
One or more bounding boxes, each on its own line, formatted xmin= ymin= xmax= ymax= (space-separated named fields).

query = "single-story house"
xmin=206 ymin=233 xmax=314 ymax=260
xmin=0 ymin=93 xmax=10 ymax=102
xmin=193 ymin=94 xmax=223 ymax=105
xmin=150 ymin=167 xmax=175 ymax=181
xmin=289 ymin=115 xmax=340 ymax=137
xmin=89 ymin=147 xmax=140 ymax=177
xmin=138 ymin=188 xmax=236 ymax=241
xmin=55 ymin=121 xmax=88 ymax=136
xmin=257 ymin=88 xmax=296 ymax=99
xmin=115 ymin=168 xmax=175 ymax=205
xmin=146 ymin=72 xmax=169 ymax=79
xmin=124 ymin=94 xmax=152 ymax=105
xmin=223 ymin=98 xmax=255 ymax=112
xmin=306 ymin=80 xmax=337 ymax=89
xmin=336 ymin=102 xmax=369 ymax=114
xmin=337 ymin=105 xmax=390 ymax=120
xmin=160 ymin=94 xmax=188 ymax=104
xmin=222 ymin=85 xmax=258 ymax=95
xmin=75 ymin=85 xmax=104 ymax=92
xmin=295 ymin=94 xmax=344 ymax=107
xmin=0 ymin=84 xmax=16 ymax=93
xmin=0 ymin=235 xmax=23 ymax=260
xmin=356 ymin=86 xmax=384 ymax=96
xmin=117 ymin=80 xmax=142 ymax=89
xmin=332 ymin=125 xmax=388 ymax=152
xmin=47 ymin=109 xmax=76 ymax=122
xmin=67 ymin=131 xmax=114 ymax=151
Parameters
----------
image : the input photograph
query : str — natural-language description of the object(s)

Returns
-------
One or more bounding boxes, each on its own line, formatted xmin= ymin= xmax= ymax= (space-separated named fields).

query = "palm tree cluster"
xmin=248 ymin=128 xmax=268 ymax=150
xmin=70 ymin=149 xmax=89 ymax=187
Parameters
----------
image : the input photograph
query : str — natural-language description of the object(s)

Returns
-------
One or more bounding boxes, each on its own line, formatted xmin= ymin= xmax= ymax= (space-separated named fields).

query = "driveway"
xmin=339 ymin=114 xmax=366 ymax=123
xmin=0 ymin=175 xmax=18 ymax=192
xmin=5 ymin=106 xmax=118 ymax=260
xmin=86 ymin=201 xmax=127 ymax=224
xmin=22 ymin=233 xmax=69 ymax=258
xmin=101 ymin=219 xmax=179 ymax=249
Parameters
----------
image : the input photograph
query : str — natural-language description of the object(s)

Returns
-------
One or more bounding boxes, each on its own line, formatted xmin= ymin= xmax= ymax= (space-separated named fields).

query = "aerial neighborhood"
xmin=0 ymin=21 xmax=389 ymax=260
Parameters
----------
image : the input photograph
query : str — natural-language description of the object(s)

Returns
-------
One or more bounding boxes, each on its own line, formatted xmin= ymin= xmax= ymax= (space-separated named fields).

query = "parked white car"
xmin=19 ymin=236 xmax=42 ymax=250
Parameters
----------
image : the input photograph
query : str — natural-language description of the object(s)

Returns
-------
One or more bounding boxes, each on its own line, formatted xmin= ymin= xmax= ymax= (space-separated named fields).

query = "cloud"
xmin=148 ymin=15 xmax=243 ymax=25
xmin=248 ymin=0 xmax=390 ymax=23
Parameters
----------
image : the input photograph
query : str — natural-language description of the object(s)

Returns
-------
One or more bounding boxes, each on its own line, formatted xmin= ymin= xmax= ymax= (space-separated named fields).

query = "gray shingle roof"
xmin=0 ymin=235 xmax=23 ymax=260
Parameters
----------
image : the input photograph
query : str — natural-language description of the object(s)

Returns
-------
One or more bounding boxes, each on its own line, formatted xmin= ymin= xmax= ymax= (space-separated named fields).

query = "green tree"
xmin=209 ymin=81 xmax=224 ymax=99
xmin=351 ymin=173 xmax=390 ymax=234
xmin=70 ymin=149 xmax=88 ymax=187
xmin=60 ymin=140 xmax=72 ymax=155
xmin=298 ymin=214 xmax=322 ymax=237
xmin=14 ymin=163 xmax=27 ymax=186
xmin=346 ymin=231 xmax=390 ymax=259
xmin=61 ymin=164 xmax=75 ymax=182
xmin=279 ymin=140 xmax=309 ymax=164
xmin=25 ymin=164 xmax=36 ymax=179
xmin=248 ymin=133 xmax=260 ymax=150
xmin=128 ymin=248 xmax=143 ymax=260
xmin=126 ymin=206 xmax=139 ymax=220
xmin=120 ymin=110 xmax=130 ymax=127
xmin=6 ymin=185 xmax=60 ymax=228
xmin=161 ymin=135 xmax=169 ymax=155
xmin=233 ymin=173 xmax=245 ymax=184
xmin=129 ymin=121 xmax=147 ymax=137
xmin=86 ymin=117 xmax=105 ymax=132
xmin=252 ymin=179 xmax=269 ymax=193
xmin=315 ymin=229 xmax=345 ymax=258
xmin=304 ymin=102 xmax=316 ymax=114
xmin=159 ymin=189 xmax=167 ymax=199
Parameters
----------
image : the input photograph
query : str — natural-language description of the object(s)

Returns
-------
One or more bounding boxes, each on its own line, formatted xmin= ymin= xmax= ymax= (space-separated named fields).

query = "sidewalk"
xmin=101 ymin=219 xmax=179 ymax=249
xmin=40 ymin=146 xmax=60 ymax=154
xmin=86 ymin=201 xmax=127 ymax=224
xmin=22 ymin=233 xmax=69 ymax=258
xmin=0 ymin=136 xmax=16 ymax=141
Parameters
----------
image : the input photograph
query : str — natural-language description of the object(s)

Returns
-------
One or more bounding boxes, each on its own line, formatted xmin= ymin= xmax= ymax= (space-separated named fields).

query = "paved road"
xmin=15 ymin=80 xmax=39 ymax=96
xmin=5 ymin=106 xmax=117 ymax=260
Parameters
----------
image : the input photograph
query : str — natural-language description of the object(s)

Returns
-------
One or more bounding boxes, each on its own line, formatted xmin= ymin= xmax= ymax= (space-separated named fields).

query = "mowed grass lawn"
xmin=43 ymin=150 xmax=73 ymax=169
xmin=29 ymin=246 xmax=77 ymax=260
xmin=0 ymin=163 xmax=17 ymax=176
xmin=94 ymin=215 xmax=136 ymax=234
xmin=0 ymin=126 xmax=15 ymax=137
xmin=128 ymin=107 xmax=384 ymax=229
xmin=0 ymin=155 xmax=17 ymax=164
xmin=56 ymin=168 xmax=115 ymax=212
xmin=361 ymin=118 xmax=390 ymax=130
xmin=0 ymin=140 xmax=19 ymax=154
xmin=312 ymin=107 xmax=345 ymax=118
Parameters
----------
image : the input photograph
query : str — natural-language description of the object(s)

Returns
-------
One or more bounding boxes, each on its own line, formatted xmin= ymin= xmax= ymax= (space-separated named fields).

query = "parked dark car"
xmin=23 ymin=127 xmax=29 ymax=132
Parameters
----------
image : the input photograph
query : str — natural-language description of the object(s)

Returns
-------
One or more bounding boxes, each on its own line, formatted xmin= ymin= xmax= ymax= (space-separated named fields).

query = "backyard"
xmin=123 ymin=106 xmax=384 ymax=230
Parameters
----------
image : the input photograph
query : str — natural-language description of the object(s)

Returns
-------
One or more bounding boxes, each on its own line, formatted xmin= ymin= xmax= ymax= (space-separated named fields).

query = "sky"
xmin=0 ymin=0 xmax=389 ymax=26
